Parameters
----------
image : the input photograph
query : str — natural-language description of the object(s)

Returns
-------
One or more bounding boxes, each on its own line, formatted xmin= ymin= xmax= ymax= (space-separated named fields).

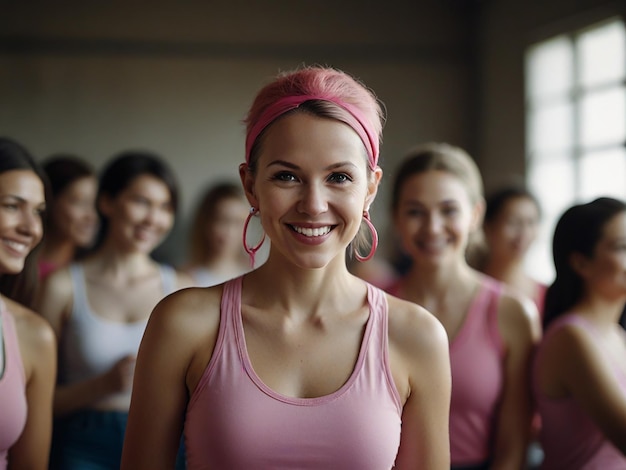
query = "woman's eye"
xmin=273 ymin=172 xmax=297 ymax=182
xmin=328 ymin=173 xmax=351 ymax=184
xmin=2 ymin=203 xmax=18 ymax=211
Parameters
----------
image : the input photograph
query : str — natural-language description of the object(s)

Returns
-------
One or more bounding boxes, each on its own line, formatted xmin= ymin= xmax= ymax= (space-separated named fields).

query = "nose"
xmin=297 ymin=183 xmax=328 ymax=216
xmin=18 ymin=209 xmax=43 ymax=241
xmin=426 ymin=212 xmax=444 ymax=234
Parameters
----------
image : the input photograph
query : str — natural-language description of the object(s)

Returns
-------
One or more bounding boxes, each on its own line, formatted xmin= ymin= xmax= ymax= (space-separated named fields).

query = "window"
xmin=525 ymin=17 xmax=626 ymax=283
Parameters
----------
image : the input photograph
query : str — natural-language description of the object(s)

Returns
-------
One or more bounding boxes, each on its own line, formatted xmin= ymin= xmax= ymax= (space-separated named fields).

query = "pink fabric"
xmin=533 ymin=314 xmax=626 ymax=470
xmin=386 ymin=276 xmax=505 ymax=465
xmin=245 ymin=95 xmax=379 ymax=169
xmin=0 ymin=302 xmax=28 ymax=470
xmin=38 ymin=260 xmax=59 ymax=280
xmin=184 ymin=277 xmax=402 ymax=469
xmin=448 ymin=276 xmax=505 ymax=465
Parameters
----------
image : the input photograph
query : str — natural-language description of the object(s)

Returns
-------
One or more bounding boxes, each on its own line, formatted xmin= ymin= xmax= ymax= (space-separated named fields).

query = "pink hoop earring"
xmin=354 ymin=211 xmax=378 ymax=262
xmin=242 ymin=207 xmax=266 ymax=267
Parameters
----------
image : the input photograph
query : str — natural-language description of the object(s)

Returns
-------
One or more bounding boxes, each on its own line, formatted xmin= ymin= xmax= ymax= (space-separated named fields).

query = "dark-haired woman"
xmin=533 ymin=197 xmax=626 ymax=469
xmin=0 ymin=137 xmax=56 ymax=469
xmin=36 ymin=151 xmax=192 ymax=469
xmin=480 ymin=185 xmax=547 ymax=317
xmin=38 ymin=155 xmax=98 ymax=280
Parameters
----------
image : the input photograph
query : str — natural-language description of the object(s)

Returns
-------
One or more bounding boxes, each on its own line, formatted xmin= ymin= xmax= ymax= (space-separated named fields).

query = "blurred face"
xmin=241 ymin=112 xmax=381 ymax=270
xmin=100 ymin=174 xmax=174 ymax=254
xmin=484 ymin=196 xmax=540 ymax=262
xmin=204 ymin=196 xmax=248 ymax=258
xmin=0 ymin=170 xmax=46 ymax=274
xmin=393 ymin=170 xmax=481 ymax=268
xmin=51 ymin=176 xmax=98 ymax=247
xmin=578 ymin=211 xmax=626 ymax=300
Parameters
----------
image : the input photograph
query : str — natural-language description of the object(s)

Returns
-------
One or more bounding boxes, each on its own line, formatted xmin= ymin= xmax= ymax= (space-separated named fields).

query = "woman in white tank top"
xmin=36 ymin=151 xmax=193 ymax=470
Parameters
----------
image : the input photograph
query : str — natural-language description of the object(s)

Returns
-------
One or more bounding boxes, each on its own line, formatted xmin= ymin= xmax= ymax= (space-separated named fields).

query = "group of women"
xmin=0 ymin=64 xmax=624 ymax=470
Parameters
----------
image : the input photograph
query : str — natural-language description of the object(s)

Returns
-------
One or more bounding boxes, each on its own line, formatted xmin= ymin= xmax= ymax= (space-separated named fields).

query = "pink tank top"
xmin=449 ymin=276 xmax=505 ymax=466
xmin=0 ymin=302 xmax=28 ymax=470
xmin=184 ymin=277 xmax=403 ymax=469
xmin=533 ymin=314 xmax=626 ymax=470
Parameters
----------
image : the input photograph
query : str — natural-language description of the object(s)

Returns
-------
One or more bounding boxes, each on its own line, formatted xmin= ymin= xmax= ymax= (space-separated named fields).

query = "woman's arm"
xmin=121 ymin=286 xmax=222 ymax=470
xmin=7 ymin=302 xmax=57 ymax=470
xmin=491 ymin=294 xmax=541 ymax=470
xmin=388 ymin=297 xmax=452 ymax=470
xmin=553 ymin=323 xmax=626 ymax=453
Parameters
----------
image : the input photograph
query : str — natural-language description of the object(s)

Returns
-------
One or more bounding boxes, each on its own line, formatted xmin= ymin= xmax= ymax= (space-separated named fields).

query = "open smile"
xmin=289 ymin=225 xmax=334 ymax=237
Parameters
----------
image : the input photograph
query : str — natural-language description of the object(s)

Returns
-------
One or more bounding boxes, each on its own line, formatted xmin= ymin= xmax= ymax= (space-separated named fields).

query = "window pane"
xmin=579 ymin=148 xmax=626 ymax=200
xmin=526 ymin=36 xmax=573 ymax=100
xmin=578 ymin=20 xmax=626 ymax=87
xmin=579 ymin=87 xmax=626 ymax=147
xmin=526 ymin=158 xmax=576 ymax=284
xmin=527 ymin=100 xmax=573 ymax=153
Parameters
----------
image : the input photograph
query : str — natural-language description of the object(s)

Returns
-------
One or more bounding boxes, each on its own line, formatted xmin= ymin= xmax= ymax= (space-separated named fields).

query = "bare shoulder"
xmin=4 ymin=297 xmax=56 ymax=356
xmin=496 ymin=285 xmax=541 ymax=345
xmin=148 ymin=284 xmax=223 ymax=340
xmin=40 ymin=266 xmax=73 ymax=296
xmin=386 ymin=294 xmax=449 ymax=358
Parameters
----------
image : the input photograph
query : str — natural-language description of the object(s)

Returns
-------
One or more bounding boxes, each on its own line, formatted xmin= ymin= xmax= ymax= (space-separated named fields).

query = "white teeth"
xmin=293 ymin=226 xmax=331 ymax=237
xmin=4 ymin=240 xmax=29 ymax=253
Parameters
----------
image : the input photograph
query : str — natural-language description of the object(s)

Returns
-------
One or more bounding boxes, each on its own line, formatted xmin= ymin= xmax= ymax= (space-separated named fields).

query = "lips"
xmin=2 ymin=238 xmax=31 ymax=255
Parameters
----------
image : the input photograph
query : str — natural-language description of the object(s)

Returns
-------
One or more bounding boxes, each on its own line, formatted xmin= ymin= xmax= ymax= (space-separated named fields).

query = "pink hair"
xmin=244 ymin=66 xmax=385 ymax=169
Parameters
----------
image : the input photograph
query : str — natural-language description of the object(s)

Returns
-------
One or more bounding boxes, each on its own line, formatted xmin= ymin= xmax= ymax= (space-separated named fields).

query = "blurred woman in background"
xmin=533 ymin=197 xmax=626 ymax=469
xmin=37 ymin=151 xmax=191 ymax=470
xmin=480 ymin=185 xmax=547 ymax=317
xmin=181 ymin=181 xmax=250 ymax=286
xmin=38 ymin=155 xmax=98 ymax=280
xmin=388 ymin=142 xmax=540 ymax=470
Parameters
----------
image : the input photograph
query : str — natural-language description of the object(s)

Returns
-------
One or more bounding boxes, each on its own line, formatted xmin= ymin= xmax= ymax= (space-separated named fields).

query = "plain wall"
xmin=0 ymin=0 xmax=475 ymax=264
xmin=2 ymin=0 xmax=623 ymax=265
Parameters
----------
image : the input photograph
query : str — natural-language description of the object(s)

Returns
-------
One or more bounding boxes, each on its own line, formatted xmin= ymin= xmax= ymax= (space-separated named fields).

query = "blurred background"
xmin=1 ymin=0 xmax=624 ymax=281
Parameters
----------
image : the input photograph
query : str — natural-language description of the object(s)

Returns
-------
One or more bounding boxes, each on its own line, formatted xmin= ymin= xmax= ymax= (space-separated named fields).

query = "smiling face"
xmin=0 ymin=170 xmax=46 ymax=274
xmin=51 ymin=175 xmax=98 ymax=247
xmin=241 ymin=112 xmax=381 ymax=270
xmin=484 ymin=196 xmax=540 ymax=262
xmin=393 ymin=170 xmax=482 ymax=268
xmin=100 ymin=174 xmax=174 ymax=254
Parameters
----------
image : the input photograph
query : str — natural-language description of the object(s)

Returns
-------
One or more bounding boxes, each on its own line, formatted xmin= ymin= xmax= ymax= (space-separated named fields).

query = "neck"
xmin=402 ymin=260 xmax=477 ymax=308
xmin=483 ymin=256 xmax=525 ymax=283
xmin=40 ymin=237 xmax=76 ymax=267
xmin=244 ymin=255 xmax=364 ymax=320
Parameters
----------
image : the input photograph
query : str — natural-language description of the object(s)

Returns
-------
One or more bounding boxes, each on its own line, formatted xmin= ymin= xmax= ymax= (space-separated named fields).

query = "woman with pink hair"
xmin=121 ymin=66 xmax=451 ymax=469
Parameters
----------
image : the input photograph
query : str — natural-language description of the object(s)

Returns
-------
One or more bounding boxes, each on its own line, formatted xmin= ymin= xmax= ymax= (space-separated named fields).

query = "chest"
xmin=81 ymin=275 xmax=166 ymax=323
xmin=241 ymin=309 xmax=369 ymax=399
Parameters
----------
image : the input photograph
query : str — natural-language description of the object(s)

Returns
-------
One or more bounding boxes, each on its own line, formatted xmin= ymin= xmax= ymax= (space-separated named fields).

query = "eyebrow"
xmin=266 ymin=160 xmax=358 ymax=171
xmin=0 ymin=194 xmax=46 ymax=207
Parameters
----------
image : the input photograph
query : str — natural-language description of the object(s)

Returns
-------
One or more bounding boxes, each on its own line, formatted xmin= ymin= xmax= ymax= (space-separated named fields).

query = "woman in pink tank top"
xmin=533 ymin=197 xmax=626 ymax=469
xmin=121 ymin=66 xmax=452 ymax=470
xmin=478 ymin=185 xmax=547 ymax=318
xmin=0 ymin=137 xmax=56 ymax=470
xmin=388 ymin=143 xmax=541 ymax=469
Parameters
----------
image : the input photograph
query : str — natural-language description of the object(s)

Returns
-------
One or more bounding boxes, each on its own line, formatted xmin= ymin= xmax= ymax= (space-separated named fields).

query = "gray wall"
xmin=1 ymin=0 xmax=623 ymax=264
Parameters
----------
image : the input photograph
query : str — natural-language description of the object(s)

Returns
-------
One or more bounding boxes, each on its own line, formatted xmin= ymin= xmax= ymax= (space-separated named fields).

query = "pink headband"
xmin=245 ymin=95 xmax=379 ymax=169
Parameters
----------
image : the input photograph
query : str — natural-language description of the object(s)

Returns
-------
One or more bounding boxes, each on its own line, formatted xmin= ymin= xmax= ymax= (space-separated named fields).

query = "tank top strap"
xmin=483 ymin=277 xmax=505 ymax=356
xmin=69 ymin=263 xmax=89 ymax=319
xmin=0 ymin=303 xmax=26 ymax=385
xmin=187 ymin=276 xmax=241 ymax=410
xmin=158 ymin=264 xmax=177 ymax=295
xmin=365 ymin=283 xmax=403 ymax=413
xmin=457 ymin=276 xmax=505 ymax=356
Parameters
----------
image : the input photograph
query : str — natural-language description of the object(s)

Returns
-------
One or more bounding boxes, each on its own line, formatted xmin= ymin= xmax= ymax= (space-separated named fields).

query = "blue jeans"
xmin=50 ymin=409 xmax=186 ymax=469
